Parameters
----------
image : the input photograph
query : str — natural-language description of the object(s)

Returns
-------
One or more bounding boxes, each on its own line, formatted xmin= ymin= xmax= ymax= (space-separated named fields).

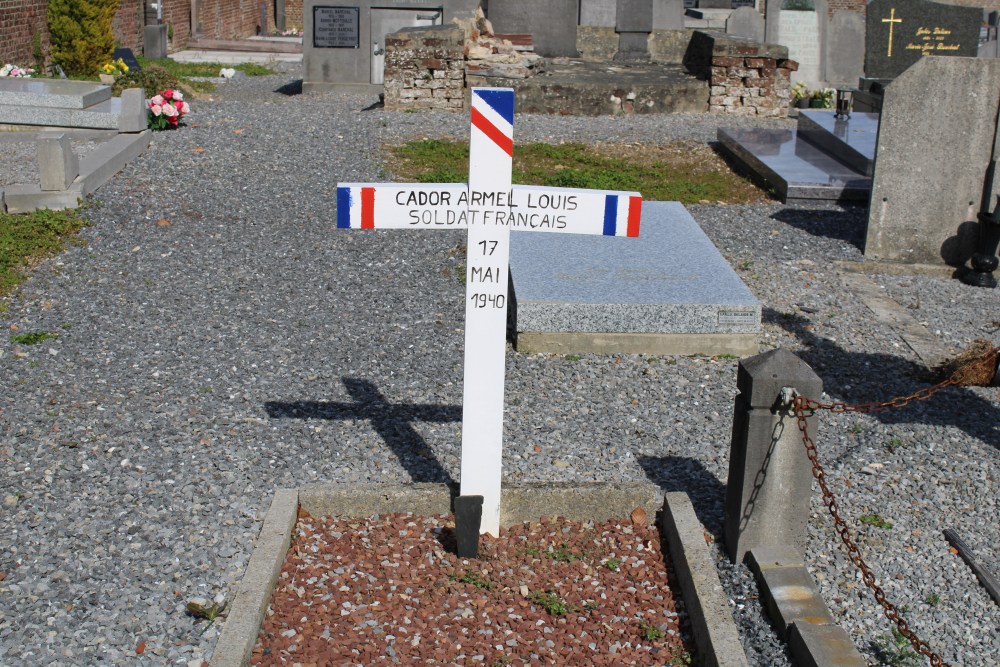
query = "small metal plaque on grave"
xmin=313 ymin=6 xmax=360 ymax=49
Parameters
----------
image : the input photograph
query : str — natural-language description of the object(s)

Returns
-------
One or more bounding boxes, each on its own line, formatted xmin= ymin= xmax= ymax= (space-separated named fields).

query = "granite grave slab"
xmin=865 ymin=0 xmax=981 ymax=81
xmin=0 ymin=95 xmax=143 ymax=132
xmin=0 ymin=78 xmax=111 ymax=110
xmin=717 ymin=109 xmax=876 ymax=202
xmin=508 ymin=201 xmax=760 ymax=356
xmin=796 ymin=109 xmax=877 ymax=176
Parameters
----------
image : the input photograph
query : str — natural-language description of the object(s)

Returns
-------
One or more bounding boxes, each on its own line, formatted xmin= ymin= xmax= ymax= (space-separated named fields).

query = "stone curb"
xmin=211 ymin=489 xmax=298 ymax=667
xmin=747 ymin=545 xmax=866 ymax=667
xmin=662 ymin=492 xmax=751 ymax=667
xmin=211 ymin=483 xmax=750 ymax=666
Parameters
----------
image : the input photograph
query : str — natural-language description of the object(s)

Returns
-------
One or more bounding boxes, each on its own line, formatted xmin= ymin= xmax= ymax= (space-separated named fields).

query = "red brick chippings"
xmin=252 ymin=512 xmax=691 ymax=666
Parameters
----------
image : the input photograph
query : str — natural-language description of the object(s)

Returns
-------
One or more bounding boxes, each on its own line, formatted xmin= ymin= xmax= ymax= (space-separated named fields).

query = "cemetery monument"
xmin=336 ymin=88 xmax=642 ymax=535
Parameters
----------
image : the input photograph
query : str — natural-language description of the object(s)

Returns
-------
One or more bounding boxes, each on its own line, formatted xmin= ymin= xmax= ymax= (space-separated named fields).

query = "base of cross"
xmin=454 ymin=495 xmax=484 ymax=558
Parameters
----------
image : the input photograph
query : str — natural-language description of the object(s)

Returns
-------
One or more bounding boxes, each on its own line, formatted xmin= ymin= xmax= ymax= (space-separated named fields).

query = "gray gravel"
xmin=1 ymin=65 xmax=997 ymax=666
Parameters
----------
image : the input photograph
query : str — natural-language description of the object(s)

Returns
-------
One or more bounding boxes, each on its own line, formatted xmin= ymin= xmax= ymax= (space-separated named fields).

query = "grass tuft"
xmin=386 ymin=139 xmax=770 ymax=204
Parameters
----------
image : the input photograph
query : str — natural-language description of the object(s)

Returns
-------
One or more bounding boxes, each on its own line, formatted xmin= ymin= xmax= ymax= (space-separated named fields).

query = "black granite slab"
xmin=717 ymin=127 xmax=871 ymax=202
xmin=796 ymin=109 xmax=879 ymax=176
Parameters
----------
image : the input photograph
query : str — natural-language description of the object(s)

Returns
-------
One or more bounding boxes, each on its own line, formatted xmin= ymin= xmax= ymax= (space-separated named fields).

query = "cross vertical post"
xmin=460 ymin=89 xmax=515 ymax=536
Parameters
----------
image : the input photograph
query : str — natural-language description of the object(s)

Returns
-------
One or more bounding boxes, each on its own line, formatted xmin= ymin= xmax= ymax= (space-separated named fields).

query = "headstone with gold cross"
xmin=865 ymin=0 xmax=982 ymax=81
xmin=336 ymin=88 xmax=641 ymax=536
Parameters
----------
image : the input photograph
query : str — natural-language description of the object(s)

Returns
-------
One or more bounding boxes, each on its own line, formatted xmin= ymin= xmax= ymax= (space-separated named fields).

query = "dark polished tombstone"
xmin=865 ymin=0 xmax=981 ymax=81
xmin=113 ymin=48 xmax=142 ymax=73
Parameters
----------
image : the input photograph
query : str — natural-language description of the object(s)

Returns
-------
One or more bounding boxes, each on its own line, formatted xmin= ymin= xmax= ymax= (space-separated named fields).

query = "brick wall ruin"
xmin=685 ymin=31 xmax=794 ymax=118
xmin=383 ymin=9 xmax=543 ymax=113
xmin=383 ymin=25 xmax=467 ymax=112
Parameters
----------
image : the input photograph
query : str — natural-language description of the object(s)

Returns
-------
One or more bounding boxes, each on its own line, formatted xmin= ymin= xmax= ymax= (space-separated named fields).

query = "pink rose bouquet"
xmin=0 ymin=64 xmax=34 ymax=77
xmin=147 ymin=89 xmax=191 ymax=130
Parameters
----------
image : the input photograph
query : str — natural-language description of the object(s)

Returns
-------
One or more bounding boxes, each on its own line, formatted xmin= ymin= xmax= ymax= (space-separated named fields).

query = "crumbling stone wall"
xmin=383 ymin=10 xmax=543 ymax=113
xmin=685 ymin=31 xmax=795 ymax=118
xmin=383 ymin=25 xmax=467 ymax=112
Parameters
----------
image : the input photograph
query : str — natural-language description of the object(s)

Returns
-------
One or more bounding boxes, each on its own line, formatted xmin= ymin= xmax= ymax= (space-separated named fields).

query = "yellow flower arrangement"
xmin=101 ymin=58 xmax=129 ymax=77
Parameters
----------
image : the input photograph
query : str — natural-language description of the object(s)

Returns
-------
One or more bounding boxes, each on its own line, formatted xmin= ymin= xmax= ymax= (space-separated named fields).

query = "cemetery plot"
xmin=251 ymin=512 xmax=691 ymax=666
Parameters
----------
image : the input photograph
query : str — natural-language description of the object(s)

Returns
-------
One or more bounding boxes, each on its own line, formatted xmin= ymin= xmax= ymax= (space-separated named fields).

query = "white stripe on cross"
xmin=337 ymin=87 xmax=641 ymax=535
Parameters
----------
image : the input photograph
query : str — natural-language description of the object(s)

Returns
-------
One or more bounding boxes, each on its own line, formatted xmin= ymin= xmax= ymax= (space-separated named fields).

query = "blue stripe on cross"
xmin=335 ymin=88 xmax=642 ymax=536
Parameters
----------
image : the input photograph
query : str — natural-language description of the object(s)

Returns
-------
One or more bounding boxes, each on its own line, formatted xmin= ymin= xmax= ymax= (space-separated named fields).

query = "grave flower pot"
xmin=809 ymin=99 xmax=827 ymax=108
xmin=99 ymin=73 xmax=115 ymax=85
xmin=796 ymin=99 xmax=810 ymax=109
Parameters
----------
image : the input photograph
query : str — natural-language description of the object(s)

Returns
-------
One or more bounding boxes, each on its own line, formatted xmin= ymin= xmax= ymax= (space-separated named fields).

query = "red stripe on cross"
xmin=361 ymin=187 xmax=375 ymax=229
xmin=627 ymin=196 xmax=641 ymax=237
xmin=471 ymin=107 xmax=513 ymax=157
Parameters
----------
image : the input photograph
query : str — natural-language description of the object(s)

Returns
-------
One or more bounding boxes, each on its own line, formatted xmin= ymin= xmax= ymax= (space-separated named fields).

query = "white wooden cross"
xmin=337 ymin=88 xmax=641 ymax=535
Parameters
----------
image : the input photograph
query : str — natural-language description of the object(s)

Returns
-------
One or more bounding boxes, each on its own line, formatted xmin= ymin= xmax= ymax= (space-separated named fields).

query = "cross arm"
xmin=336 ymin=182 xmax=642 ymax=237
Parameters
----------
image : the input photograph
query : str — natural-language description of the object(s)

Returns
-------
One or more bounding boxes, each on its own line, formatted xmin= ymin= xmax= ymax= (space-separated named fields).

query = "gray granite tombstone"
xmin=866 ymin=57 xmax=1000 ymax=266
xmin=616 ymin=0 xmax=653 ymax=61
xmin=825 ymin=11 xmax=864 ymax=86
xmin=726 ymin=6 xmax=765 ymax=42
xmin=865 ymin=0 xmax=981 ymax=81
xmin=652 ymin=0 xmax=685 ymax=30
xmin=581 ymin=0 xmax=618 ymax=27
xmin=777 ymin=5 xmax=822 ymax=84
xmin=487 ymin=0 xmax=580 ymax=57
xmin=303 ymin=0 xmax=478 ymax=91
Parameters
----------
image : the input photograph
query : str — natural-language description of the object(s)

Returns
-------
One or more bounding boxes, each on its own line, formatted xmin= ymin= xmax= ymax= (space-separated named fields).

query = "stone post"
xmin=615 ymin=0 xmax=653 ymax=62
xmin=191 ymin=0 xmax=203 ymax=38
xmin=723 ymin=348 xmax=822 ymax=564
xmin=36 ymin=133 xmax=78 ymax=191
xmin=144 ymin=0 xmax=168 ymax=59
xmin=276 ymin=0 xmax=286 ymax=32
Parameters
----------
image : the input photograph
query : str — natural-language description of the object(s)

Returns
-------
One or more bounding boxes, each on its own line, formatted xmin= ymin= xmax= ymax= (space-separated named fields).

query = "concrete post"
xmin=191 ymin=0 xmax=203 ymax=38
xmin=276 ymin=0 xmax=286 ymax=31
xmin=615 ymin=0 xmax=653 ymax=62
xmin=723 ymin=348 xmax=822 ymax=564
xmin=37 ymin=133 xmax=78 ymax=191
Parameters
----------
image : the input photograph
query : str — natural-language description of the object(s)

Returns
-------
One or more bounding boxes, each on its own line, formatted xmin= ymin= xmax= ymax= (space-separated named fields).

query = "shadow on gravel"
xmin=770 ymin=207 xmax=867 ymax=252
xmin=767 ymin=308 xmax=1000 ymax=449
xmin=264 ymin=377 xmax=461 ymax=484
xmin=275 ymin=79 xmax=303 ymax=96
xmin=638 ymin=455 xmax=727 ymax=539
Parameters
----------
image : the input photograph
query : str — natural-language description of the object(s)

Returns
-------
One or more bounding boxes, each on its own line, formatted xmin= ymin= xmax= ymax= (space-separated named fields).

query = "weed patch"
xmin=859 ymin=513 xmax=893 ymax=530
xmin=0 ymin=208 xmax=87 ymax=296
xmin=10 ymin=331 xmax=57 ymax=345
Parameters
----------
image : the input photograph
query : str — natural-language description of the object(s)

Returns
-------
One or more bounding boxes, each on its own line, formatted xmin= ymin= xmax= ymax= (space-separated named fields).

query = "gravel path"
xmin=0 ymin=66 xmax=997 ymax=666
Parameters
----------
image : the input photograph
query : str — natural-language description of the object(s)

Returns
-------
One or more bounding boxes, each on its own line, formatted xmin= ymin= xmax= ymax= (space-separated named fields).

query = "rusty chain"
xmin=789 ymin=345 xmax=999 ymax=667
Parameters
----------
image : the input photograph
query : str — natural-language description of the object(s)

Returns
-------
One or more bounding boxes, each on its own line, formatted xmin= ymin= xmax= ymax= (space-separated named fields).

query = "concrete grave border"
xmin=211 ymin=483 xmax=750 ymax=667
xmin=0 ymin=129 xmax=151 ymax=214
